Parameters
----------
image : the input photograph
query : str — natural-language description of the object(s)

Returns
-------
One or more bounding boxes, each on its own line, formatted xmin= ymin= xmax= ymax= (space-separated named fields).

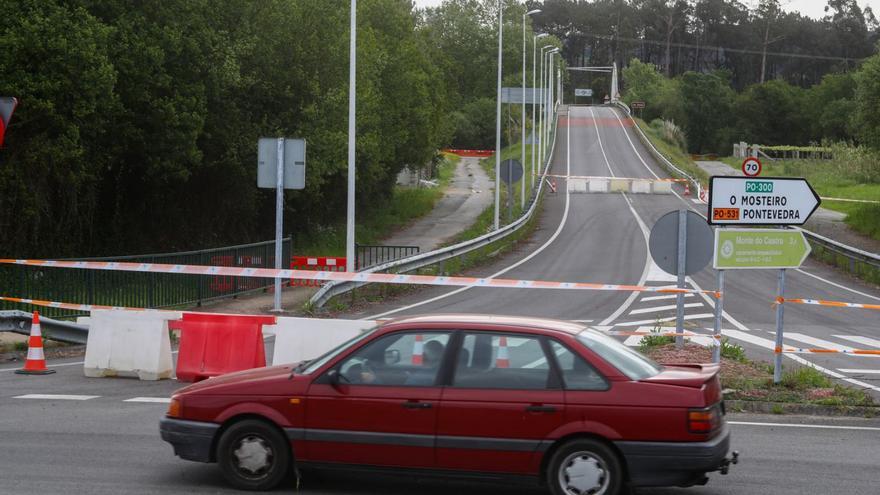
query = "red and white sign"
xmin=742 ymin=157 xmax=762 ymax=177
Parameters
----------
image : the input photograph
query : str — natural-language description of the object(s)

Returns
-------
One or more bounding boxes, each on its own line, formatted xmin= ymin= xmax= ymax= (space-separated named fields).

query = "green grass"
xmin=635 ymin=118 xmax=709 ymax=186
xmin=719 ymin=338 xmax=748 ymax=363
xmin=477 ymin=142 xmax=539 ymax=227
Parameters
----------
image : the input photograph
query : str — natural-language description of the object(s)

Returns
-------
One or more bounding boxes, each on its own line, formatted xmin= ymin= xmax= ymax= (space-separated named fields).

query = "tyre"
xmin=547 ymin=439 xmax=623 ymax=495
xmin=217 ymin=419 xmax=291 ymax=491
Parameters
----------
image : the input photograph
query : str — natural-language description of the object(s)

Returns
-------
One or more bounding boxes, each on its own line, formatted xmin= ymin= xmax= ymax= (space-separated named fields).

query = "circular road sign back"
xmin=649 ymin=210 xmax=714 ymax=276
xmin=742 ymin=157 xmax=762 ymax=177
xmin=500 ymin=159 xmax=523 ymax=184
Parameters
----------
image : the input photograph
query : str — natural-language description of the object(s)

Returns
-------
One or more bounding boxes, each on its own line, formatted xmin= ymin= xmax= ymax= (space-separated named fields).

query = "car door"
xmin=436 ymin=331 xmax=564 ymax=474
xmin=303 ymin=330 xmax=451 ymax=468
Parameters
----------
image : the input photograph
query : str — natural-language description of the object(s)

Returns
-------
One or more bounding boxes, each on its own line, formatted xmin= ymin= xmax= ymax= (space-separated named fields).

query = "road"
xmin=1 ymin=360 xmax=879 ymax=494
xmin=2 ymin=104 xmax=879 ymax=494
xmin=344 ymin=105 xmax=880 ymax=396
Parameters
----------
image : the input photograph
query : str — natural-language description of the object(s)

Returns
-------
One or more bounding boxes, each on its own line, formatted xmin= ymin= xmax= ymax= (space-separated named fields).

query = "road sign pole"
xmin=713 ymin=270 xmax=724 ymax=363
xmin=675 ymin=210 xmax=687 ymax=348
xmin=273 ymin=137 xmax=284 ymax=312
xmin=774 ymin=268 xmax=786 ymax=383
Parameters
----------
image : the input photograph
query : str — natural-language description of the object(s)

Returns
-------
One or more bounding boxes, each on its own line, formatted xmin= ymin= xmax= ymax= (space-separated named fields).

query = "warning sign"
xmin=707 ymin=176 xmax=820 ymax=226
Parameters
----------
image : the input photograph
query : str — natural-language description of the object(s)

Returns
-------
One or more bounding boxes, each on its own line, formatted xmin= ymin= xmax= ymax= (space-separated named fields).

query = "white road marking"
xmin=14 ymin=394 xmax=99 ymax=401
xmin=124 ymin=397 xmax=171 ymax=403
xmin=571 ymin=319 xmax=594 ymax=323
xmin=615 ymin=313 xmax=715 ymax=327
xmin=794 ymin=267 xmax=880 ymax=303
xmin=729 ymin=421 xmax=880 ymax=432
xmin=366 ymin=111 xmax=572 ymax=320
xmin=629 ymin=302 xmax=703 ymax=315
xmin=838 ymin=369 xmax=880 ymax=374
xmin=0 ymin=360 xmax=85 ymax=373
xmin=780 ymin=332 xmax=862 ymax=353
xmin=835 ymin=335 xmax=880 ymax=349
xmin=646 ymin=259 xmax=677 ymax=282
xmin=623 ymin=327 xmax=650 ymax=346
xmin=641 ymin=293 xmax=693 ymax=302
xmin=721 ymin=329 xmax=777 ymax=350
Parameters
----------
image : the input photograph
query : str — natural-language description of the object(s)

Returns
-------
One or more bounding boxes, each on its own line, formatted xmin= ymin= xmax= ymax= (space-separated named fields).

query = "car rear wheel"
xmin=217 ymin=419 xmax=290 ymax=491
xmin=547 ymin=439 xmax=623 ymax=495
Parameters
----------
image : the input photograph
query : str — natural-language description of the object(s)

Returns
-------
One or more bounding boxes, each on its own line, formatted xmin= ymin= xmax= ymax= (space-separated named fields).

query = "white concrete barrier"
xmin=588 ymin=178 xmax=609 ymax=193
xmin=653 ymin=181 xmax=673 ymax=194
xmin=83 ymin=310 xmax=181 ymax=380
xmin=610 ymin=178 xmax=629 ymax=192
xmin=271 ymin=317 xmax=377 ymax=366
xmin=568 ymin=179 xmax=588 ymax=193
xmin=631 ymin=179 xmax=652 ymax=194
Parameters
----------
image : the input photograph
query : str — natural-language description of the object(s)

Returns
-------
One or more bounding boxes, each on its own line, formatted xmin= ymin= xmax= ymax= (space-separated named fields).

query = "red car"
xmin=160 ymin=315 xmax=737 ymax=494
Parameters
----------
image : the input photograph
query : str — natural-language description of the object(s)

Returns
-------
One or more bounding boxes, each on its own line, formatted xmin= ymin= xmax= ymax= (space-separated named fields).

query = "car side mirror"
xmin=385 ymin=349 xmax=401 ymax=365
xmin=327 ymin=369 xmax=341 ymax=387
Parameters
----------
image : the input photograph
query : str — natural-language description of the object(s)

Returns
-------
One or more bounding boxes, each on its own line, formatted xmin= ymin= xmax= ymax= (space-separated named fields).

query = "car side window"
xmin=451 ymin=333 xmax=554 ymax=390
xmin=337 ymin=332 xmax=450 ymax=387
xmin=549 ymin=340 xmax=609 ymax=391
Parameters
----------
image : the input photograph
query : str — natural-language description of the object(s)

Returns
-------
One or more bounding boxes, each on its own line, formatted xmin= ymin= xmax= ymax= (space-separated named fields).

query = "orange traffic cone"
xmin=15 ymin=311 xmax=55 ymax=375
xmin=496 ymin=336 xmax=510 ymax=368
xmin=684 ymin=183 xmax=691 ymax=196
xmin=411 ymin=334 xmax=424 ymax=365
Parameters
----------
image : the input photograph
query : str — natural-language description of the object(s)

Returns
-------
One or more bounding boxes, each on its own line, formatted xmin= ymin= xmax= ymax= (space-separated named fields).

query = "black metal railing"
xmin=355 ymin=244 xmax=419 ymax=270
xmin=0 ymin=239 xmax=291 ymax=318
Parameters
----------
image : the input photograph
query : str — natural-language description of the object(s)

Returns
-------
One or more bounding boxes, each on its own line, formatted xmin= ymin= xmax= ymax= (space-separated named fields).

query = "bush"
xmin=650 ymin=119 xmax=688 ymax=152
xmin=720 ymin=338 xmax=748 ymax=363
xmin=780 ymin=366 xmax=833 ymax=390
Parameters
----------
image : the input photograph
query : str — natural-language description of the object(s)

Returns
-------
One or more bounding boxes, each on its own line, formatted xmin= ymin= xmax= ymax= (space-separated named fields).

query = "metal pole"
xmin=531 ymin=36 xmax=538 ymax=191
xmin=521 ymin=15 xmax=526 ymax=210
xmin=493 ymin=0 xmax=503 ymax=231
xmin=713 ymin=270 xmax=724 ymax=363
xmin=346 ymin=0 xmax=357 ymax=273
xmin=774 ymin=269 xmax=786 ymax=383
xmin=538 ymin=49 xmax=545 ymax=166
xmin=675 ymin=209 xmax=687 ymax=347
xmin=273 ymin=138 xmax=284 ymax=312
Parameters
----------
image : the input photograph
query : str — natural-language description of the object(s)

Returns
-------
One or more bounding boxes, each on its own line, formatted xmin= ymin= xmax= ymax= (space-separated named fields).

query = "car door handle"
xmin=402 ymin=401 xmax=432 ymax=409
xmin=525 ymin=405 xmax=557 ymax=413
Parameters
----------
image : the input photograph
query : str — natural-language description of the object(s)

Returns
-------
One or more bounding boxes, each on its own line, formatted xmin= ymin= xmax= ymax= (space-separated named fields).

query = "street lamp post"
xmin=346 ymin=0 xmax=357 ymax=273
xmin=539 ymin=45 xmax=553 ymax=166
xmin=532 ymin=33 xmax=548 ymax=189
xmin=521 ymin=9 xmax=540 ymax=209
xmin=547 ymin=48 xmax=559 ymax=152
xmin=493 ymin=0 xmax=503 ymax=231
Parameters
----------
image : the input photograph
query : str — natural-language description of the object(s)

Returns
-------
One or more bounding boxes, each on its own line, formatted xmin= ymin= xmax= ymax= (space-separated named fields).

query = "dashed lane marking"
xmin=838 ymin=369 xmax=880 ymax=374
xmin=13 ymin=394 xmax=99 ymax=401
xmin=629 ymin=302 xmax=703 ymax=315
xmin=124 ymin=397 xmax=172 ymax=403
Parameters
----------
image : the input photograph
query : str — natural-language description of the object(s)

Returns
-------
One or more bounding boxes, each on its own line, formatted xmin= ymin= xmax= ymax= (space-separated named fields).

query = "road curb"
xmin=726 ymin=399 xmax=879 ymax=418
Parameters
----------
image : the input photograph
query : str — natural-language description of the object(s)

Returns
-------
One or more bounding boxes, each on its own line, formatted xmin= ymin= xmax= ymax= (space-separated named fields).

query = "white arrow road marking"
xmin=14 ymin=394 xmax=99 ymax=401
xmin=629 ymin=302 xmax=703 ymax=315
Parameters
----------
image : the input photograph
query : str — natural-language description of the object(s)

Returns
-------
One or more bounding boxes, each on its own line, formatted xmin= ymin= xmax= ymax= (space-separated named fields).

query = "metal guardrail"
xmin=615 ymin=101 xmax=880 ymax=283
xmin=0 ymin=238 xmax=291 ymax=319
xmin=309 ymin=106 xmax=564 ymax=308
xmin=356 ymin=244 xmax=420 ymax=270
xmin=0 ymin=310 xmax=88 ymax=344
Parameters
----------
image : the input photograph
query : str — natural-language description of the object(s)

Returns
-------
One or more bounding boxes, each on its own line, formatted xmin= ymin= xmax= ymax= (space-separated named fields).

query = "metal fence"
xmin=804 ymin=231 xmax=880 ymax=285
xmin=355 ymin=244 xmax=420 ymax=270
xmin=0 ymin=239 xmax=291 ymax=319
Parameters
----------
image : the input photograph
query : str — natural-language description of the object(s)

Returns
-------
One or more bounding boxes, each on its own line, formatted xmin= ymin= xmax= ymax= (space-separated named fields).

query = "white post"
xmin=273 ymin=138 xmax=284 ymax=312
xmin=521 ymin=15 xmax=526 ymax=210
xmin=346 ymin=0 xmax=357 ymax=273
xmin=538 ymin=48 xmax=545 ymax=167
xmin=531 ymin=35 xmax=541 ymax=190
xmin=494 ymin=0 xmax=503 ymax=230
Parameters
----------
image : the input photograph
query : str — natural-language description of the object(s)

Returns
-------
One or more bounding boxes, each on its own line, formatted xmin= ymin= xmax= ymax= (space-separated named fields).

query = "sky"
xmin=412 ymin=0 xmax=876 ymax=20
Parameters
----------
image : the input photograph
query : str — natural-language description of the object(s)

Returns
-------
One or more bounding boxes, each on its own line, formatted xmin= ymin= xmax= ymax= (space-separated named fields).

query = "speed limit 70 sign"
xmin=742 ymin=157 xmax=762 ymax=177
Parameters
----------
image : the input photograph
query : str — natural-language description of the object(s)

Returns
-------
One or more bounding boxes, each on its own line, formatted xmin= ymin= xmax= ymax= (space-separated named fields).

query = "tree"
xmin=852 ymin=49 xmax=880 ymax=148
xmin=677 ymin=71 xmax=736 ymax=153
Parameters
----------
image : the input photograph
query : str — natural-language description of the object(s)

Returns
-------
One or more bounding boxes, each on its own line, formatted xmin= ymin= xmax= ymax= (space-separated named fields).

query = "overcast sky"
xmin=412 ymin=0 xmax=876 ymax=20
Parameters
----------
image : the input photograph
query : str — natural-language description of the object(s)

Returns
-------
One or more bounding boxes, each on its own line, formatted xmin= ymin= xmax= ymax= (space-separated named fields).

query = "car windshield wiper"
xmin=287 ymin=359 xmax=311 ymax=380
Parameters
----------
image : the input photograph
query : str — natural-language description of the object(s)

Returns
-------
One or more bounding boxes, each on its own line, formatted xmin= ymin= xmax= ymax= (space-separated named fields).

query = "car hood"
xmin=174 ymin=364 xmax=301 ymax=396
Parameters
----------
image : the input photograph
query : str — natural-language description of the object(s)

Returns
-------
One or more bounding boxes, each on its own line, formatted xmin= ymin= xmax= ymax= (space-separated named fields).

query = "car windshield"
xmin=299 ymin=327 xmax=378 ymax=375
xmin=576 ymin=328 xmax=661 ymax=380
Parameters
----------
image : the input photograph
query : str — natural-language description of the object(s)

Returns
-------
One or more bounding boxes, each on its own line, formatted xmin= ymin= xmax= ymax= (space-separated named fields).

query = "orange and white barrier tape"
xmin=776 ymin=297 xmax=880 ymax=312
xmin=0 ymin=296 xmax=158 ymax=313
xmin=0 ymin=259 xmax=718 ymax=296
xmin=775 ymin=345 xmax=880 ymax=356
xmin=540 ymin=174 xmax=686 ymax=182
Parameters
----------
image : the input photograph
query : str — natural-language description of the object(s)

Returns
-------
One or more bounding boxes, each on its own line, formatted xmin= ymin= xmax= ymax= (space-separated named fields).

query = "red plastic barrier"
xmin=441 ymin=149 xmax=495 ymax=158
xmin=175 ymin=313 xmax=276 ymax=382
xmin=290 ymin=256 xmax=346 ymax=287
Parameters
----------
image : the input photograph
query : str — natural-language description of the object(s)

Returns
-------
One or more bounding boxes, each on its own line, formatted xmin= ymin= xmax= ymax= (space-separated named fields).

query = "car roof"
xmin=379 ymin=313 xmax=587 ymax=336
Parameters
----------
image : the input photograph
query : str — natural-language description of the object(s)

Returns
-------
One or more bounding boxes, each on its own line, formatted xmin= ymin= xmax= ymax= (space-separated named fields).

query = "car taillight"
xmin=688 ymin=404 xmax=721 ymax=434
xmin=167 ymin=397 xmax=182 ymax=418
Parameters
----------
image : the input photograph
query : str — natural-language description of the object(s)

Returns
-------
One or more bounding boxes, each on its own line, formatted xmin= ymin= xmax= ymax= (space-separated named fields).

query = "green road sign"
xmin=713 ymin=228 xmax=811 ymax=269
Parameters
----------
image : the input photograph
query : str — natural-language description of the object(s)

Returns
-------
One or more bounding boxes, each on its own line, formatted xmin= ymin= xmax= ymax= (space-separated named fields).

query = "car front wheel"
xmin=547 ymin=439 xmax=623 ymax=495
xmin=217 ymin=419 xmax=290 ymax=491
